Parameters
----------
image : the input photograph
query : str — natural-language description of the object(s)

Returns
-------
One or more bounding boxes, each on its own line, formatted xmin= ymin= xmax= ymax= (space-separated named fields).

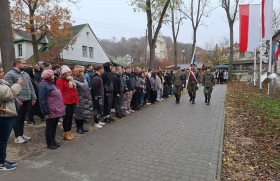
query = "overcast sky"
xmin=67 ymin=0 xmax=280 ymax=48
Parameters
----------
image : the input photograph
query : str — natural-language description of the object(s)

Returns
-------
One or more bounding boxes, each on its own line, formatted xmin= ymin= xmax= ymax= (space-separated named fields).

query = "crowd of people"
xmin=0 ymin=58 xmax=218 ymax=171
xmin=214 ymin=69 xmax=228 ymax=84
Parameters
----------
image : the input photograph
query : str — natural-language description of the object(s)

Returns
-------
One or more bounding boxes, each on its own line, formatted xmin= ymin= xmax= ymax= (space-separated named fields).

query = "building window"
xmin=82 ymin=46 xmax=87 ymax=57
xmin=18 ymin=44 xmax=22 ymax=56
xmin=89 ymin=47 xmax=94 ymax=58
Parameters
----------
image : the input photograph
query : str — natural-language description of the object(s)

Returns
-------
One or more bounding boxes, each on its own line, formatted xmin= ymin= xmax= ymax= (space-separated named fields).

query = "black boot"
xmin=192 ymin=97 xmax=195 ymax=104
xmin=177 ymin=97 xmax=180 ymax=104
xmin=80 ymin=121 xmax=88 ymax=132
xmin=189 ymin=97 xmax=192 ymax=102
xmin=207 ymin=95 xmax=211 ymax=105
xmin=205 ymin=94 xmax=208 ymax=103
xmin=176 ymin=98 xmax=179 ymax=104
xmin=47 ymin=144 xmax=58 ymax=150
xmin=76 ymin=120 xmax=85 ymax=134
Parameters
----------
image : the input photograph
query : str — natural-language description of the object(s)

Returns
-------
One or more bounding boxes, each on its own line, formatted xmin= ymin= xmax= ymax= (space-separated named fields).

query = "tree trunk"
xmin=174 ymin=40 xmax=177 ymax=67
xmin=191 ymin=28 xmax=197 ymax=63
xmin=0 ymin=0 xmax=15 ymax=71
xmin=31 ymin=33 xmax=40 ymax=63
xmin=228 ymin=23 xmax=234 ymax=81
xmin=150 ymin=42 xmax=156 ymax=68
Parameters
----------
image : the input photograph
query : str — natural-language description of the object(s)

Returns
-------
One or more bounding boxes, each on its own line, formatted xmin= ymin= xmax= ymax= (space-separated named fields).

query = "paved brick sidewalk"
xmin=1 ymin=85 xmax=227 ymax=181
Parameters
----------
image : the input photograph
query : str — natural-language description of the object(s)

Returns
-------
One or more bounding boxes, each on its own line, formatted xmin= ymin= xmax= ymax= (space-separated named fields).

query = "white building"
xmin=1 ymin=24 xmax=110 ymax=66
xmin=146 ymin=33 xmax=168 ymax=61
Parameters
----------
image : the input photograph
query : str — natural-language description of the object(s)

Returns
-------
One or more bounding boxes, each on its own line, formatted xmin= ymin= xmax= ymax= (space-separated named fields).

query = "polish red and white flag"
xmin=239 ymin=4 xmax=260 ymax=52
xmin=262 ymin=0 xmax=273 ymax=40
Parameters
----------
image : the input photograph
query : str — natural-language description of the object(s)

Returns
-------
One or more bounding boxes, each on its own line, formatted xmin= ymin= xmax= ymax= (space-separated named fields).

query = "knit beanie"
xmin=41 ymin=69 xmax=54 ymax=79
xmin=61 ymin=65 xmax=71 ymax=74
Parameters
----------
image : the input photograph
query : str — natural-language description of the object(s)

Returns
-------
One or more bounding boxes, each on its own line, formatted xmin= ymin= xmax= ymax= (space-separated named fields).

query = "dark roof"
xmin=14 ymin=30 xmax=48 ymax=43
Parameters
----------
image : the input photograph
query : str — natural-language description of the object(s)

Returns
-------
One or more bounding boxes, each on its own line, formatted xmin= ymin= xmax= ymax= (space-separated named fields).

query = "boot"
xmin=189 ymin=97 xmax=192 ymax=102
xmin=63 ymin=132 xmax=73 ymax=141
xmin=76 ymin=128 xmax=85 ymax=134
xmin=192 ymin=97 xmax=195 ymax=104
xmin=68 ymin=131 xmax=75 ymax=139
xmin=176 ymin=98 xmax=179 ymax=104
xmin=205 ymin=94 xmax=208 ymax=103
xmin=76 ymin=120 xmax=85 ymax=134
xmin=177 ymin=97 xmax=180 ymax=104
xmin=207 ymin=95 xmax=211 ymax=105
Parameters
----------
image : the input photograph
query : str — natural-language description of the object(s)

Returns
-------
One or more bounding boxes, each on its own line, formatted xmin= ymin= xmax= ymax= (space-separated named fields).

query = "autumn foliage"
xmin=10 ymin=0 xmax=75 ymax=63
xmin=223 ymin=82 xmax=280 ymax=180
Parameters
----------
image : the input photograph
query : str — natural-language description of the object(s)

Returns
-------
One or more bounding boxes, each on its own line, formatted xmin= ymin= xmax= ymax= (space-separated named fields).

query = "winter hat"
xmin=41 ymin=69 xmax=54 ymax=79
xmin=61 ymin=65 xmax=71 ymax=74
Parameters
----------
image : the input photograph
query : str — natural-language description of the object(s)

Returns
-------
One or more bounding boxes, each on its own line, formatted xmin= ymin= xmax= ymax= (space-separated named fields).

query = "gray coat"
xmin=73 ymin=77 xmax=92 ymax=120
xmin=4 ymin=68 xmax=36 ymax=101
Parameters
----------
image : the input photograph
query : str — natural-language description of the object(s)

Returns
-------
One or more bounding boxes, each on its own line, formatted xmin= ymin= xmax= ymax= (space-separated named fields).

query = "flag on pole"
xmin=262 ymin=0 xmax=273 ymax=40
xmin=191 ymin=48 xmax=197 ymax=65
xmin=239 ymin=4 xmax=260 ymax=52
xmin=274 ymin=44 xmax=280 ymax=61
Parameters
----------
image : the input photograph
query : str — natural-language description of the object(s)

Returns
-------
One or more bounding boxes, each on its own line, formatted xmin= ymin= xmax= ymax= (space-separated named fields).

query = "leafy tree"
xmin=0 ymin=0 xmax=15 ymax=71
xmin=129 ymin=0 xmax=171 ymax=68
xmin=11 ymin=0 xmax=76 ymax=63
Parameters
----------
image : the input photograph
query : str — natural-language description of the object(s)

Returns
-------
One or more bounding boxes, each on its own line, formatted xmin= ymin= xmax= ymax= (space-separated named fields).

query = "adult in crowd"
xmin=223 ymin=70 xmax=228 ymax=83
xmin=0 ymin=66 xmax=22 ymax=171
xmin=164 ymin=70 xmax=172 ymax=98
xmin=172 ymin=68 xmax=184 ymax=104
xmin=91 ymin=66 xmax=106 ymax=128
xmin=187 ymin=65 xmax=199 ymax=104
xmin=219 ymin=69 xmax=224 ymax=84
xmin=155 ymin=72 xmax=162 ymax=102
xmin=73 ymin=66 xmax=92 ymax=134
xmin=202 ymin=68 xmax=215 ymax=105
xmin=52 ymin=64 xmax=61 ymax=84
xmin=4 ymin=58 xmax=36 ymax=144
xmin=56 ymin=65 xmax=79 ymax=141
xmin=112 ymin=66 xmax=125 ymax=118
xmin=122 ymin=67 xmax=133 ymax=115
xmin=84 ymin=64 xmax=94 ymax=89
xmin=24 ymin=67 xmax=44 ymax=124
xmin=38 ymin=70 xmax=65 ymax=149
xmin=150 ymin=72 xmax=157 ymax=104
xmin=131 ymin=67 xmax=141 ymax=110
xmin=102 ymin=62 xmax=115 ymax=123
xmin=144 ymin=71 xmax=151 ymax=105
xmin=33 ymin=61 xmax=44 ymax=84
xmin=139 ymin=71 xmax=146 ymax=107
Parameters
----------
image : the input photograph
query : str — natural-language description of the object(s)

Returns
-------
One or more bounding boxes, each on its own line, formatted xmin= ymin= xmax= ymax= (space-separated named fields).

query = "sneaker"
xmin=129 ymin=109 xmax=135 ymax=113
xmin=14 ymin=136 xmax=26 ymax=144
xmin=22 ymin=134 xmax=31 ymax=141
xmin=0 ymin=163 xmax=16 ymax=171
xmin=99 ymin=121 xmax=105 ymax=126
xmin=125 ymin=110 xmax=131 ymax=115
xmin=146 ymin=103 xmax=151 ymax=105
xmin=94 ymin=123 xmax=102 ymax=128
xmin=156 ymin=99 xmax=161 ymax=102
xmin=5 ymin=160 xmax=17 ymax=166
xmin=161 ymin=98 xmax=164 ymax=101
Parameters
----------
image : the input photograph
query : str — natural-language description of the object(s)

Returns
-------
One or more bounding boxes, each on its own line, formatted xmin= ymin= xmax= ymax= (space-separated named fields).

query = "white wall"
xmin=14 ymin=42 xmax=44 ymax=60
xmin=61 ymin=25 xmax=110 ymax=64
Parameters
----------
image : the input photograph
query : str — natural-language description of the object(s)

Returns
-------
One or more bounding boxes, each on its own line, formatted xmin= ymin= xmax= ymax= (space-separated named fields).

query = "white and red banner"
xmin=262 ymin=0 xmax=273 ymax=40
xmin=239 ymin=4 xmax=260 ymax=52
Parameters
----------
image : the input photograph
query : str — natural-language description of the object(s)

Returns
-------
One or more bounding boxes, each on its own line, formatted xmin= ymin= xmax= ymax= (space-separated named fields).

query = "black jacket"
xmin=102 ymin=62 xmax=114 ymax=94
xmin=123 ymin=72 xmax=133 ymax=91
xmin=91 ymin=73 xmax=104 ymax=97
xmin=111 ymin=73 xmax=124 ymax=95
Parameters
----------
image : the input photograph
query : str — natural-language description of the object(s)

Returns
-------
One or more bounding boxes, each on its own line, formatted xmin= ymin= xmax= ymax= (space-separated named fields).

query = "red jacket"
xmin=56 ymin=78 xmax=79 ymax=105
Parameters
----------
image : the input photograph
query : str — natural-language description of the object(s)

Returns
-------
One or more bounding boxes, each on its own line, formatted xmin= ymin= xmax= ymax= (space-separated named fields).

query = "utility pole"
xmin=0 ymin=0 xmax=15 ymax=71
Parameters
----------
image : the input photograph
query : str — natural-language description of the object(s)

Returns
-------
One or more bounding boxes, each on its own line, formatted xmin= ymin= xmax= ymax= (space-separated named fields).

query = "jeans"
xmin=139 ymin=92 xmax=145 ymax=106
xmin=0 ymin=117 xmax=15 ymax=164
xmin=13 ymin=100 xmax=30 ymax=138
xmin=45 ymin=118 xmax=59 ymax=146
xmin=63 ymin=104 xmax=75 ymax=132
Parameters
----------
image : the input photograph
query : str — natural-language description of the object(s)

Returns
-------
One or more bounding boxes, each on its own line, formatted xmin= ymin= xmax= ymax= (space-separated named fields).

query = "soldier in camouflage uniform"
xmin=172 ymin=68 xmax=184 ymax=104
xmin=187 ymin=65 xmax=199 ymax=104
xmin=181 ymin=69 xmax=187 ymax=88
xmin=202 ymin=68 xmax=215 ymax=105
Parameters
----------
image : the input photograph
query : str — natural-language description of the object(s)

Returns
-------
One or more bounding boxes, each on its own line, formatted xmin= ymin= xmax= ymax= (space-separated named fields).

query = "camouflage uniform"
xmin=172 ymin=71 xmax=184 ymax=104
xmin=202 ymin=72 xmax=215 ymax=105
xmin=181 ymin=71 xmax=187 ymax=88
xmin=187 ymin=70 xmax=199 ymax=104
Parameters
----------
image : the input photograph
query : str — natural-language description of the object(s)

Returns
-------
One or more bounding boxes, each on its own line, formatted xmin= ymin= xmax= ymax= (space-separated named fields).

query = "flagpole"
xmin=267 ymin=0 xmax=274 ymax=95
xmin=254 ymin=48 xmax=257 ymax=86
xmin=190 ymin=47 xmax=196 ymax=65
